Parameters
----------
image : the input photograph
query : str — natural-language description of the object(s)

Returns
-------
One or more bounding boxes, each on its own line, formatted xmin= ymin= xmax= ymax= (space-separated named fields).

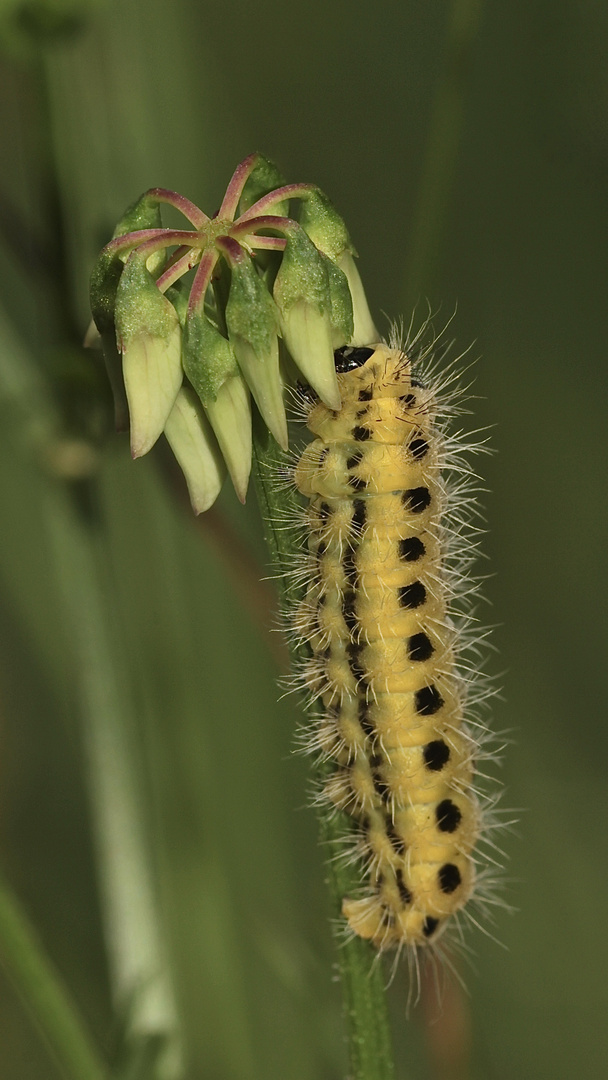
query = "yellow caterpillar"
xmin=293 ymin=338 xmax=496 ymax=951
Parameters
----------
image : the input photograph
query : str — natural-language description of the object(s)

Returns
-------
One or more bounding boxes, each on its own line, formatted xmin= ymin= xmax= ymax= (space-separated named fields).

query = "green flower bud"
xmin=90 ymin=193 xmax=163 ymax=337
xmin=336 ymin=250 xmax=379 ymax=346
xmin=297 ymin=189 xmax=378 ymax=347
xmin=225 ymin=252 xmax=288 ymax=451
xmin=164 ymin=386 xmax=226 ymax=514
xmin=182 ymin=309 xmax=239 ymax=406
xmin=273 ymin=226 xmax=341 ymax=411
xmin=323 ymin=254 xmax=354 ymax=348
xmin=114 ymin=252 xmax=183 ymax=458
xmin=181 ymin=311 xmax=253 ymax=501
xmin=239 ymin=154 xmax=288 ymax=217
xmin=298 ymin=188 xmax=353 ymax=262
xmin=90 ymin=193 xmax=163 ymax=433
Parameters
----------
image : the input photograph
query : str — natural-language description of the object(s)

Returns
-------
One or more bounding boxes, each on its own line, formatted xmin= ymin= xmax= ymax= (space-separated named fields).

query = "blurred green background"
xmin=0 ymin=1 xmax=607 ymax=1078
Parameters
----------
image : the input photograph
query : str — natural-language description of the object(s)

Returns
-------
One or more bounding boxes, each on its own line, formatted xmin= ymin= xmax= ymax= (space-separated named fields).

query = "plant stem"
xmin=218 ymin=152 xmax=260 ymax=219
xmin=236 ymin=183 xmax=315 ymax=222
xmin=251 ymin=418 xmax=397 ymax=1080
xmin=156 ymin=248 xmax=201 ymax=294
xmin=145 ymin=189 xmax=209 ymax=228
xmin=0 ymin=873 xmax=108 ymax=1080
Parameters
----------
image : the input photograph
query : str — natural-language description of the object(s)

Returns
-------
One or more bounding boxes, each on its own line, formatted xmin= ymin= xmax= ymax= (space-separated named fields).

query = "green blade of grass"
xmin=0 ymin=872 xmax=109 ymax=1080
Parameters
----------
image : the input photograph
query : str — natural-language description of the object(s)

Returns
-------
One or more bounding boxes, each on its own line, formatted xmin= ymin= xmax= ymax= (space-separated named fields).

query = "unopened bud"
xmin=336 ymin=250 xmax=378 ymax=346
xmin=225 ymin=253 xmax=287 ymax=451
xmin=164 ymin=387 xmax=226 ymax=514
xmin=298 ymin=188 xmax=352 ymax=262
xmin=90 ymin=193 xmax=163 ymax=433
xmin=239 ymin=154 xmax=289 ymax=217
xmin=205 ymin=375 xmax=252 ymax=504
xmin=273 ymin=226 xmax=340 ymax=410
xmin=182 ymin=311 xmax=253 ymax=501
xmin=114 ymin=252 xmax=183 ymax=458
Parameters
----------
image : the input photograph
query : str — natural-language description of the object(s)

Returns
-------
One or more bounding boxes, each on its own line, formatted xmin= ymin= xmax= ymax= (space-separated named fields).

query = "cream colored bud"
xmin=278 ymin=300 xmax=341 ymax=411
xmin=122 ymin=321 xmax=183 ymax=458
xmin=164 ymin=387 xmax=226 ymax=513
xmin=204 ymin=373 xmax=252 ymax=503
xmin=336 ymin=251 xmax=378 ymax=346
xmin=230 ymin=334 xmax=288 ymax=452
xmin=115 ymin=253 xmax=184 ymax=457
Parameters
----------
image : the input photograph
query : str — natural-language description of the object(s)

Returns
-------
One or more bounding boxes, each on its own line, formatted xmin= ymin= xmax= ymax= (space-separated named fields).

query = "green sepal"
xmin=239 ymin=154 xmax=288 ymax=216
xmin=225 ymin=251 xmax=280 ymax=360
xmin=115 ymin=252 xmax=179 ymax=345
xmin=164 ymin=280 xmax=189 ymax=326
xmin=273 ymin=224 xmax=331 ymax=314
xmin=90 ymin=193 xmax=162 ymax=336
xmin=323 ymin=254 xmax=354 ymax=347
xmin=182 ymin=310 xmax=240 ymax=406
xmin=298 ymin=188 xmax=355 ymax=261
xmin=111 ymin=192 xmax=162 ymax=241
xmin=224 ymin=252 xmax=287 ymax=448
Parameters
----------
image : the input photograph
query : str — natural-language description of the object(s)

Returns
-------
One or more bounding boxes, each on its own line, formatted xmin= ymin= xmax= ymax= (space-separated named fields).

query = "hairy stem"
xmin=251 ymin=417 xmax=397 ymax=1080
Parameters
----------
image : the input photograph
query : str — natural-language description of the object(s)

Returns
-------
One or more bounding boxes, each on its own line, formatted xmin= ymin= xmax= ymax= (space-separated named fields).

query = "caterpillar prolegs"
xmin=292 ymin=338 xmax=498 ymax=952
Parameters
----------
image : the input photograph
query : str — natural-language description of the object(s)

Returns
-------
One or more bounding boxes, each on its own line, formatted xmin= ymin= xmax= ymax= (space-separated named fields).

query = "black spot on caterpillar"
xmin=292 ymin=336 xmax=504 ymax=954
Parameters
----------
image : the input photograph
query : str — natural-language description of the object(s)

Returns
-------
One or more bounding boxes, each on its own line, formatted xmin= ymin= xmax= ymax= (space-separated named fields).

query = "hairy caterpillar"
xmin=291 ymin=332 xmax=501 ymax=953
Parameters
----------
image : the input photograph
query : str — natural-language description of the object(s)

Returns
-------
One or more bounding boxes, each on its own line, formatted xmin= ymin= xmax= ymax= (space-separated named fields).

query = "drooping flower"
xmin=87 ymin=153 xmax=378 ymax=512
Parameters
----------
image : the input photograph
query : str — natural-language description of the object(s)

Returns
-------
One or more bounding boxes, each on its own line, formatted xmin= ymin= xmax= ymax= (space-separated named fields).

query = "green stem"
xmin=144 ymin=188 xmax=209 ymax=228
xmin=404 ymin=0 xmax=484 ymax=309
xmin=251 ymin=418 xmax=396 ymax=1080
xmin=218 ymin=152 xmax=260 ymax=219
xmin=236 ymin=183 xmax=315 ymax=223
xmin=156 ymin=247 xmax=201 ymax=294
xmin=0 ymin=872 xmax=108 ymax=1080
xmin=104 ymin=229 xmax=198 ymax=259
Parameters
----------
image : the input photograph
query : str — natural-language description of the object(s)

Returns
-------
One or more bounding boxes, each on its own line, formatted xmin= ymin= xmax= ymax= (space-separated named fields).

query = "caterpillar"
xmin=291 ymin=332 xmax=500 ymax=954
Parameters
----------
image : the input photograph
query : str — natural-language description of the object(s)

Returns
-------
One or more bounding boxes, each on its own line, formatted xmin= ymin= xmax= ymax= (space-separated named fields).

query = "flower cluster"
xmin=88 ymin=153 xmax=377 ymax=512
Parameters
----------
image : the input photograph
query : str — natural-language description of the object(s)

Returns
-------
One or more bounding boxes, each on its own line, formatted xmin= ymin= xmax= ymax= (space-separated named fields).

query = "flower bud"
xmin=90 ymin=193 xmax=163 ymax=432
xmin=323 ymin=254 xmax=354 ymax=348
xmin=205 ymin=374 xmax=252 ymax=504
xmin=164 ymin=386 xmax=226 ymax=514
xmin=182 ymin=311 xmax=252 ymax=502
xmin=114 ymin=252 xmax=183 ymax=458
xmin=239 ymin=153 xmax=289 ymax=217
xmin=336 ymin=250 xmax=378 ymax=346
xmin=225 ymin=252 xmax=288 ymax=451
xmin=298 ymin=188 xmax=352 ymax=262
xmin=90 ymin=193 xmax=163 ymax=337
xmin=297 ymin=188 xmax=378 ymax=347
xmin=273 ymin=225 xmax=341 ymax=410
